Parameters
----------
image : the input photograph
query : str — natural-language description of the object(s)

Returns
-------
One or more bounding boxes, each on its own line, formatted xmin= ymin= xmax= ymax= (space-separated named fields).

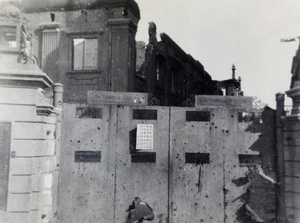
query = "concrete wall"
xmin=58 ymin=95 xmax=277 ymax=223
xmin=0 ymin=87 xmax=61 ymax=223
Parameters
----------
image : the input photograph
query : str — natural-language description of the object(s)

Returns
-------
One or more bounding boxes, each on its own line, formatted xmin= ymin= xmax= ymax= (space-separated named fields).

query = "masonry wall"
xmin=22 ymin=9 xmax=111 ymax=102
xmin=283 ymin=116 xmax=300 ymax=222
xmin=0 ymin=87 xmax=61 ymax=223
xmin=58 ymin=95 xmax=277 ymax=223
xmin=21 ymin=2 xmax=139 ymax=103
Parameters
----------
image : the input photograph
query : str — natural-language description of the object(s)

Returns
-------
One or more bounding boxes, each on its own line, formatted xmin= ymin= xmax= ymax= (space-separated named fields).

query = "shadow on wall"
xmin=234 ymin=107 xmax=277 ymax=223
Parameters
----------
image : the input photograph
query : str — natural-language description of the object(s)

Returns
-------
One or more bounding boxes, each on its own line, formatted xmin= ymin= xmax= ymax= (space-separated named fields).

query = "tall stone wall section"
xmin=283 ymin=87 xmax=300 ymax=223
xmin=58 ymin=94 xmax=277 ymax=223
xmin=283 ymin=115 xmax=300 ymax=222
xmin=0 ymin=86 xmax=62 ymax=223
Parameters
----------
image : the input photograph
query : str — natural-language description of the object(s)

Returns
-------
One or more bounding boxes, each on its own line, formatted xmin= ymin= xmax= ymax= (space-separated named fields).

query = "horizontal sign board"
xmin=88 ymin=91 xmax=148 ymax=106
xmin=195 ymin=95 xmax=253 ymax=109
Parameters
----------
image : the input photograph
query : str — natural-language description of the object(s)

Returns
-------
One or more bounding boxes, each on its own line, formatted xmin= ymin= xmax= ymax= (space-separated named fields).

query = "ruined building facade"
xmin=19 ymin=0 xmax=241 ymax=107
xmin=19 ymin=0 xmax=140 ymax=103
xmin=135 ymin=23 xmax=242 ymax=106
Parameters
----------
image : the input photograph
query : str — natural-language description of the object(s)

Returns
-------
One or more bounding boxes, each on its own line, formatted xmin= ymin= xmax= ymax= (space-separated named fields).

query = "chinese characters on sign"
xmin=136 ymin=124 xmax=154 ymax=150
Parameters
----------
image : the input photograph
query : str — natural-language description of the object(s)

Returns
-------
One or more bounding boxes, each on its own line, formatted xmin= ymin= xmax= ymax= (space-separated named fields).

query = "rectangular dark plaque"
xmin=131 ymin=152 xmax=156 ymax=163
xmin=185 ymin=152 xmax=210 ymax=164
xmin=239 ymin=154 xmax=262 ymax=165
xmin=0 ymin=122 xmax=10 ymax=210
xmin=132 ymin=109 xmax=157 ymax=120
xmin=186 ymin=111 xmax=210 ymax=122
xmin=76 ymin=107 xmax=102 ymax=119
xmin=75 ymin=151 xmax=101 ymax=162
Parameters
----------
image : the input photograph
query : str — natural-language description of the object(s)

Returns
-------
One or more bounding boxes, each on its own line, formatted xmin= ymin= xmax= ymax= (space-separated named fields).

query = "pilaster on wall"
xmin=108 ymin=18 xmax=137 ymax=92
xmin=40 ymin=23 xmax=61 ymax=80
xmin=275 ymin=93 xmax=286 ymax=223
xmin=284 ymin=87 xmax=300 ymax=223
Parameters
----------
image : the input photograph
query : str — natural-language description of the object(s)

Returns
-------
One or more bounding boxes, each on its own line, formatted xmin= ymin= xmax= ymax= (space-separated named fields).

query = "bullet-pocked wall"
xmin=59 ymin=95 xmax=277 ymax=223
xmin=59 ymin=103 xmax=169 ymax=222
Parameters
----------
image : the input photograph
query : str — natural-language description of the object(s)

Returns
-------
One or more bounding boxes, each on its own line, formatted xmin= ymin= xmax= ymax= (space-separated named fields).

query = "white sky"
xmin=135 ymin=0 xmax=300 ymax=108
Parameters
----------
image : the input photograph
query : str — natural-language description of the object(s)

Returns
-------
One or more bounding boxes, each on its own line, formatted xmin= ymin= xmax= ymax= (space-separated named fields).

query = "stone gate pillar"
xmin=0 ymin=3 xmax=62 ymax=222
xmin=283 ymin=42 xmax=300 ymax=223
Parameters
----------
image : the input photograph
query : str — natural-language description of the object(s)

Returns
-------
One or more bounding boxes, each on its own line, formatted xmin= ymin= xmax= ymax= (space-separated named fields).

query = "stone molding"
xmin=286 ymin=86 xmax=300 ymax=115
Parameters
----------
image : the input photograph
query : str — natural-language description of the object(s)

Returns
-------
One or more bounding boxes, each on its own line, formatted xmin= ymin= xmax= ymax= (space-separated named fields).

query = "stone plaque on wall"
xmin=0 ymin=122 xmax=11 ymax=210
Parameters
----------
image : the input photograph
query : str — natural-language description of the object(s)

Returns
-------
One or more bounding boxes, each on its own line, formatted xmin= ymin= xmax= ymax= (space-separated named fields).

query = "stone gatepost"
xmin=283 ymin=42 xmax=300 ymax=223
xmin=0 ymin=2 xmax=62 ymax=222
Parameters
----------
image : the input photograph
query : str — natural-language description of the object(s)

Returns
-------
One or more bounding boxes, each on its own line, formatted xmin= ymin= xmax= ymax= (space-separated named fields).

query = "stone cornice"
xmin=0 ymin=55 xmax=53 ymax=89
xmin=108 ymin=18 xmax=137 ymax=33
xmin=21 ymin=0 xmax=140 ymax=19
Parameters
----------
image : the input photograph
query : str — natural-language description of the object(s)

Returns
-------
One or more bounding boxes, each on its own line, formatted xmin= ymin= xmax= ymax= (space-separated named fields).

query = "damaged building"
xmin=135 ymin=22 xmax=242 ymax=106
xmin=0 ymin=0 xmax=298 ymax=222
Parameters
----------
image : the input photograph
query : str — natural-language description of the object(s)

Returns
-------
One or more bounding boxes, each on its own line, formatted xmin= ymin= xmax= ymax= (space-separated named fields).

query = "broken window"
xmin=73 ymin=38 xmax=98 ymax=70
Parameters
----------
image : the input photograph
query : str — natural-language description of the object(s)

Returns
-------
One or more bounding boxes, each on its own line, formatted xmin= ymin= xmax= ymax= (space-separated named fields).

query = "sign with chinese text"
xmin=136 ymin=124 xmax=154 ymax=150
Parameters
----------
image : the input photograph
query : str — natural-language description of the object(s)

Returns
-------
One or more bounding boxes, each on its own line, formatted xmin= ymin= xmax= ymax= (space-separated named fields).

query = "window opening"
xmin=73 ymin=38 xmax=98 ymax=70
xmin=156 ymin=62 xmax=160 ymax=81
xmin=0 ymin=26 xmax=17 ymax=49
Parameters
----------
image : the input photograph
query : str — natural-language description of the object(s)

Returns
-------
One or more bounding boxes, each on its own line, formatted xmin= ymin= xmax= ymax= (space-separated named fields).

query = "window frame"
xmin=0 ymin=23 xmax=20 ymax=53
xmin=67 ymin=32 xmax=101 ymax=73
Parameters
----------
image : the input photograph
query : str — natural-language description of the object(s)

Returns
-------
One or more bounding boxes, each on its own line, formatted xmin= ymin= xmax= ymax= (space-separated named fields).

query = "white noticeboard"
xmin=136 ymin=124 xmax=154 ymax=150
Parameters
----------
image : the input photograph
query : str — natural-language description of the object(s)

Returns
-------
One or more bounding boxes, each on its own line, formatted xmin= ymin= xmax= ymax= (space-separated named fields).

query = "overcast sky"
xmin=135 ymin=0 xmax=300 ymax=108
